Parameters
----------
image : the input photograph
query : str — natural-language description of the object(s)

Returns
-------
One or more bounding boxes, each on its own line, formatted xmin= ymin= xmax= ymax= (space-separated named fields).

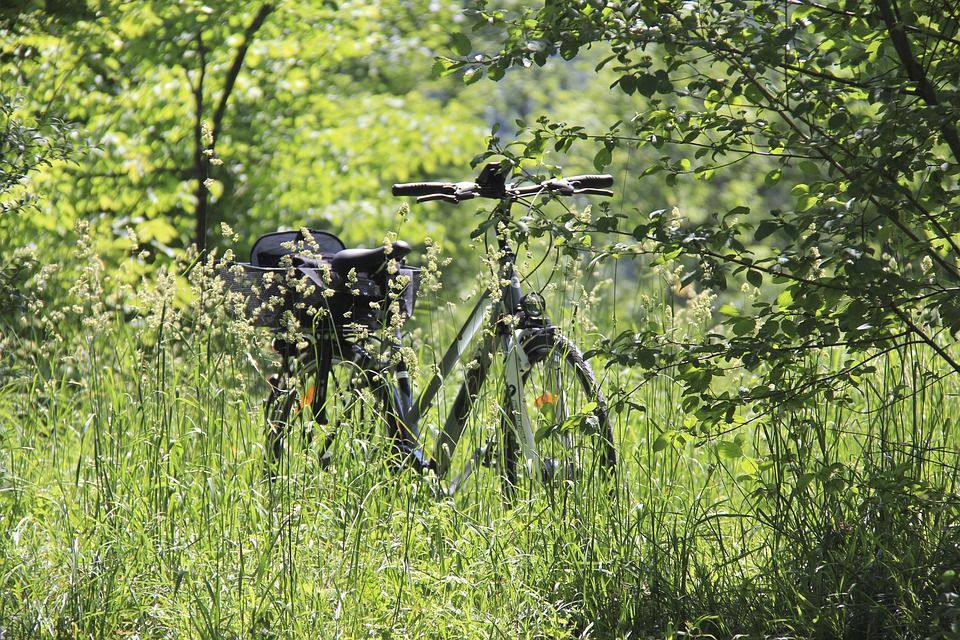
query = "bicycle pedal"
xmin=540 ymin=458 xmax=579 ymax=483
xmin=318 ymin=452 xmax=332 ymax=470
xmin=480 ymin=445 xmax=497 ymax=468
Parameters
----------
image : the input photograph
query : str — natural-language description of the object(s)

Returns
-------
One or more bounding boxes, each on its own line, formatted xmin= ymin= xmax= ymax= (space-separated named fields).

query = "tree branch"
xmin=887 ymin=296 xmax=960 ymax=376
xmin=194 ymin=4 xmax=274 ymax=253
xmin=211 ymin=4 xmax=274 ymax=149
xmin=874 ymin=0 xmax=960 ymax=162
xmin=192 ymin=32 xmax=208 ymax=253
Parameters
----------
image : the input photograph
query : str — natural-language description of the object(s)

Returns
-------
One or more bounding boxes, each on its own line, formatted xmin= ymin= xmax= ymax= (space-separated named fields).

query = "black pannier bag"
xmin=218 ymin=228 xmax=419 ymax=336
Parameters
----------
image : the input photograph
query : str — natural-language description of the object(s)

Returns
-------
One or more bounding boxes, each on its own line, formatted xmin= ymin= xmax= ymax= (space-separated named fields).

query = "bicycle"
xmin=225 ymin=161 xmax=617 ymax=498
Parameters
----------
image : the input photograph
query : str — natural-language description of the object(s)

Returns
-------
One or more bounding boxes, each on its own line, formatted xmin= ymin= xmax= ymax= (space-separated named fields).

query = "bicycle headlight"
xmin=520 ymin=293 xmax=546 ymax=318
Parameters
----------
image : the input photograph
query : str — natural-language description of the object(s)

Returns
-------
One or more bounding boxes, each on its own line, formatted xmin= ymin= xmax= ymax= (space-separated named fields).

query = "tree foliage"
xmin=2 ymin=0 xmax=489 ymax=267
xmin=444 ymin=0 xmax=960 ymax=425
xmin=7 ymin=0 xmax=960 ymax=425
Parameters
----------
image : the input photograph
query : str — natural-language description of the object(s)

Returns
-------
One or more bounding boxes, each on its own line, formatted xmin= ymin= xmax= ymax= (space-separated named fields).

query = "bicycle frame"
xmin=386 ymin=204 xmax=549 ymax=482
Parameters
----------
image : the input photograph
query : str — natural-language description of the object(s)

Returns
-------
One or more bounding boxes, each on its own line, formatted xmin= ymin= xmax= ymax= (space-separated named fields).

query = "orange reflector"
xmin=300 ymin=384 xmax=316 ymax=411
xmin=535 ymin=393 xmax=556 ymax=408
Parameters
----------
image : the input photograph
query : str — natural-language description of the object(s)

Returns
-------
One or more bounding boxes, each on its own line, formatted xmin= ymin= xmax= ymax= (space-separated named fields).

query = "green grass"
xmin=2 ymin=249 xmax=960 ymax=639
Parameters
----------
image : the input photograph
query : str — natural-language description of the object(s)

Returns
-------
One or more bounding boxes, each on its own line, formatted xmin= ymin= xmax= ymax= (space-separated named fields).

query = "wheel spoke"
xmin=263 ymin=345 xmax=399 ymax=476
xmin=437 ymin=332 xmax=615 ymax=499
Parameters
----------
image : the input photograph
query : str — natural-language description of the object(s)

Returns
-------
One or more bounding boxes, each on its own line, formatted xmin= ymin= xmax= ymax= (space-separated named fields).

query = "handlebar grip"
xmin=392 ymin=182 xmax=453 ymax=197
xmin=417 ymin=193 xmax=462 ymax=203
xmin=565 ymin=174 xmax=614 ymax=188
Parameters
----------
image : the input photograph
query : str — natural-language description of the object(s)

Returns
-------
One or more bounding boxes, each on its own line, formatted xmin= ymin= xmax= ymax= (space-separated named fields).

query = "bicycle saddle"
xmin=331 ymin=240 xmax=412 ymax=273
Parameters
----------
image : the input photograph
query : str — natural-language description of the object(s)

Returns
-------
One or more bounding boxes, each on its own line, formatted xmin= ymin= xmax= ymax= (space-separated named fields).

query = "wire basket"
xmin=217 ymin=261 xmax=420 ymax=332
xmin=218 ymin=262 xmax=297 ymax=327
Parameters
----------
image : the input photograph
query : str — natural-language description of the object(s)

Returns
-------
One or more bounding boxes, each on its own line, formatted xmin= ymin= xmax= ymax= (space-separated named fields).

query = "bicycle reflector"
xmin=300 ymin=384 xmax=316 ymax=411
xmin=535 ymin=392 xmax=557 ymax=408
xmin=535 ymin=392 xmax=558 ymax=420
xmin=520 ymin=293 xmax=546 ymax=318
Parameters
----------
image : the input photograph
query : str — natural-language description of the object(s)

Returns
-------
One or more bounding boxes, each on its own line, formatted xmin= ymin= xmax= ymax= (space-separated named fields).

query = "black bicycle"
xmin=221 ymin=162 xmax=617 ymax=497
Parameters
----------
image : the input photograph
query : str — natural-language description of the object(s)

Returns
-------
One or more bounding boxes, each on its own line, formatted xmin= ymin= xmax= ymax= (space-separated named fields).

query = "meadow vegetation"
xmin=2 ymin=222 xmax=959 ymax=638
xmin=4 ymin=0 xmax=960 ymax=638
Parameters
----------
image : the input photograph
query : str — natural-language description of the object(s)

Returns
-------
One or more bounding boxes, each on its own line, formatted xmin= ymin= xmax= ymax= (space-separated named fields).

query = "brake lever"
xmin=417 ymin=193 xmax=461 ymax=203
xmin=573 ymin=188 xmax=614 ymax=197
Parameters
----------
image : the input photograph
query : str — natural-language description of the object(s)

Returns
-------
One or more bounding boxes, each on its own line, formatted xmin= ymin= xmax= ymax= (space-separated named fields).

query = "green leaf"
xmin=718 ymin=303 xmax=741 ymax=317
xmin=795 ymin=473 xmax=815 ymax=492
xmin=744 ymin=82 xmax=765 ymax=105
xmin=617 ymin=74 xmax=636 ymax=95
xmin=432 ymin=58 xmax=459 ymax=77
xmin=739 ymin=456 xmax=759 ymax=475
xmin=652 ymin=433 xmax=672 ymax=452
xmin=139 ymin=217 xmax=179 ymax=244
xmin=798 ymin=160 xmax=820 ymax=176
xmin=777 ymin=288 xmax=794 ymax=308
xmin=463 ymin=67 xmax=482 ymax=85
xmin=593 ymin=146 xmax=613 ymax=171
xmin=796 ymin=194 xmax=817 ymax=211
xmin=449 ymin=32 xmax=472 ymax=57
xmin=732 ymin=317 xmax=755 ymax=336
xmin=636 ymin=73 xmax=658 ymax=97
xmin=754 ymin=220 xmax=779 ymax=241
xmin=717 ymin=440 xmax=743 ymax=459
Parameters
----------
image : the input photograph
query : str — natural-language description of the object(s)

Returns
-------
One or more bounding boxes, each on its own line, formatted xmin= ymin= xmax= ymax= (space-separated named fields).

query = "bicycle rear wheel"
xmin=264 ymin=342 xmax=399 ymax=475
xmin=444 ymin=331 xmax=616 ymax=499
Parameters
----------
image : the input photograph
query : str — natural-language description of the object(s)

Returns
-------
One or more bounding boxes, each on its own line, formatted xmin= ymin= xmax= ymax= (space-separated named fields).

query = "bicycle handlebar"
xmin=392 ymin=170 xmax=614 ymax=204
xmin=391 ymin=182 xmax=457 ymax=197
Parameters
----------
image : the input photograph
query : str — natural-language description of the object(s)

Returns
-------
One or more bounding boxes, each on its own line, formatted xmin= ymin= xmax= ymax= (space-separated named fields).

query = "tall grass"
xmin=2 ymin=229 xmax=959 ymax=639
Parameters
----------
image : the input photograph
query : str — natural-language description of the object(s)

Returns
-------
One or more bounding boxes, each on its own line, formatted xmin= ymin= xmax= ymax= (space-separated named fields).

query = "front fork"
xmin=502 ymin=323 xmax=538 ymax=476
xmin=503 ymin=301 xmax=565 ymax=466
xmin=495 ymin=232 xmax=558 ymax=479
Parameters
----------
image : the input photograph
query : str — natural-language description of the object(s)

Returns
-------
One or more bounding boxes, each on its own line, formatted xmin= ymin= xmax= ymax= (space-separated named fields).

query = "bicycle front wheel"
xmin=444 ymin=331 xmax=616 ymax=499
xmin=264 ymin=343 xmax=399 ymax=475
xmin=502 ymin=333 xmax=616 ymax=494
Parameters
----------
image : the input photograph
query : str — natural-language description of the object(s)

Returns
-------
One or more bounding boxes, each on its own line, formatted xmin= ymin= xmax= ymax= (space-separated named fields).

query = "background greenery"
xmin=3 ymin=0 xmax=960 ymax=638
